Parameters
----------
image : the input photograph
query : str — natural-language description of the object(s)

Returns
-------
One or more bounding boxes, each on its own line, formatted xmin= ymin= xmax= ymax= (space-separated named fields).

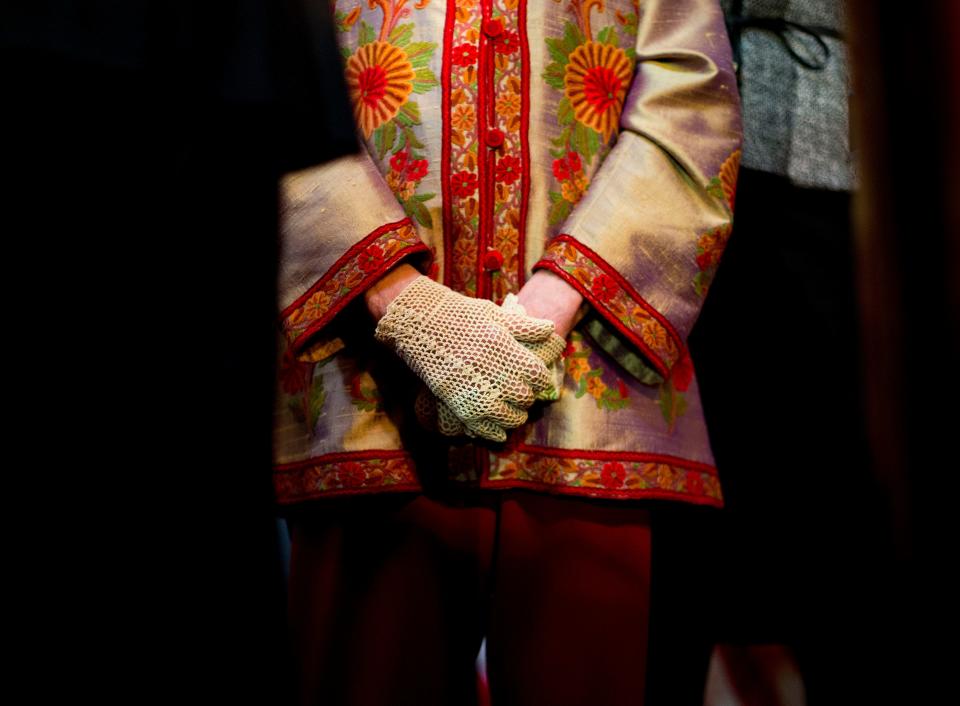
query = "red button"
xmin=482 ymin=18 xmax=504 ymax=38
xmin=485 ymin=128 xmax=504 ymax=148
xmin=483 ymin=249 xmax=505 ymax=271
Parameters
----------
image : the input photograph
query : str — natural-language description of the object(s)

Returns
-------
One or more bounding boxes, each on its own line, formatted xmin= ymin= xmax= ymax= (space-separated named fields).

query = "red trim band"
xmin=515 ymin=443 xmax=718 ymax=475
xmin=441 ymin=0 xmax=455 ymax=288
xmin=280 ymin=219 xmax=428 ymax=353
xmin=478 ymin=477 xmax=724 ymax=507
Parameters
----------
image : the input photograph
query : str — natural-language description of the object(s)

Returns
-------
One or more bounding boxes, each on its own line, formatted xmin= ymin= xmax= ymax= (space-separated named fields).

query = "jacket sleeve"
xmin=278 ymin=151 xmax=433 ymax=359
xmin=532 ymin=0 xmax=742 ymax=381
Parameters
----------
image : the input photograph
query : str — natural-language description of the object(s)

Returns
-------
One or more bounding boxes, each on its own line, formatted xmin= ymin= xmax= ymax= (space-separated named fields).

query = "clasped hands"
xmin=367 ymin=264 xmax=584 ymax=442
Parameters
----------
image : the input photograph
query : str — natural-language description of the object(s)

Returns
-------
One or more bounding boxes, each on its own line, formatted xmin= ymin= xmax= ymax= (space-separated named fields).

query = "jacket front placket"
xmin=443 ymin=0 xmax=527 ymax=304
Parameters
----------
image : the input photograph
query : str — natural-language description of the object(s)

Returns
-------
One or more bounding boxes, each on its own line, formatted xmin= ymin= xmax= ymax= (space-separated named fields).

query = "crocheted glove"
xmin=374 ymin=276 xmax=558 ymax=442
xmin=414 ymin=294 xmax=567 ymax=439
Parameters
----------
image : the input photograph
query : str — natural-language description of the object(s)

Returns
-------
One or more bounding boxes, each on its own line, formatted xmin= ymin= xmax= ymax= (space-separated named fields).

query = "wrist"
xmin=364 ymin=264 xmax=422 ymax=322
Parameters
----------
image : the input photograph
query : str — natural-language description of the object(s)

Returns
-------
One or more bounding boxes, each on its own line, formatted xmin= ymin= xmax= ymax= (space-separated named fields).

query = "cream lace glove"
xmin=374 ymin=276 xmax=558 ymax=442
xmin=415 ymin=294 xmax=566 ymax=439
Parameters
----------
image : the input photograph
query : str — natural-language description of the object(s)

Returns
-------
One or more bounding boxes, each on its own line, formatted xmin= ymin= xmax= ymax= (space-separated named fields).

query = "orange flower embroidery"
xmin=720 ymin=149 xmax=741 ymax=211
xmin=345 ymin=41 xmax=414 ymax=138
xmin=564 ymin=41 xmax=632 ymax=140
xmin=451 ymin=103 xmax=476 ymax=131
xmin=496 ymin=92 xmax=521 ymax=117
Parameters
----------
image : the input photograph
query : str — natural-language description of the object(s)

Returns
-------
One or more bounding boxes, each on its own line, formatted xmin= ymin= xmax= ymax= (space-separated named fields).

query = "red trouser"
xmin=286 ymin=489 xmax=655 ymax=706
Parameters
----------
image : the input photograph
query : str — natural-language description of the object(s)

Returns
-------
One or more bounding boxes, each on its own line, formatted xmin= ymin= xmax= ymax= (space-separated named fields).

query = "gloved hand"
xmin=374 ymin=276 xmax=558 ymax=442
xmin=415 ymin=294 xmax=567 ymax=439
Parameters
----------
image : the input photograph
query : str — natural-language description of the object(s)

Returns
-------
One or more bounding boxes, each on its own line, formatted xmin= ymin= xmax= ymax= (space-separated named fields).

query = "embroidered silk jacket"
xmin=273 ymin=0 xmax=742 ymax=509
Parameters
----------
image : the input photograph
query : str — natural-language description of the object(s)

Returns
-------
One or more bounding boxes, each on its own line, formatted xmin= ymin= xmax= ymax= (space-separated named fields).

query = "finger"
xmin=500 ymin=377 xmax=535 ymax=409
xmin=464 ymin=417 xmax=508 ymax=443
xmin=484 ymin=399 xmax=528 ymax=429
xmin=437 ymin=400 xmax=466 ymax=436
xmin=525 ymin=332 xmax=567 ymax=366
xmin=497 ymin=311 xmax=556 ymax=343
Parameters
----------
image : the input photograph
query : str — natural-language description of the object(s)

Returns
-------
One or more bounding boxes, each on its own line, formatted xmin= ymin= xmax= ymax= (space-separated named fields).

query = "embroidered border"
xmin=280 ymin=219 xmax=428 ymax=354
xmin=485 ymin=444 xmax=723 ymax=506
xmin=533 ymin=234 xmax=683 ymax=376
xmin=442 ymin=0 xmax=483 ymax=295
xmin=273 ymin=450 xmax=421 ymax=504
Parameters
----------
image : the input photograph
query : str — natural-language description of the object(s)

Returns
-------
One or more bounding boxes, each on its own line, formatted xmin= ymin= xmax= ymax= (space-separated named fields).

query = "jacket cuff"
xmin=533 ymin=234 xmax=683 ymax=378
xmin=280 ymin=218 xmax=431 ymax=355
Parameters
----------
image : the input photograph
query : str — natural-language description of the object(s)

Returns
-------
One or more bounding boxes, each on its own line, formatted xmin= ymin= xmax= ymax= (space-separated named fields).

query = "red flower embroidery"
xmin=338 ymin=462 xmax=366 ymax=488
xmin=493 ymin=31 xmax=520 ymax=55
xmin=452 ymin=43 xmax=478 ymax=66
xmin=566 ymin=151 xmax=582 ymax=172
xmin=389 ymin=150 xmax=408 ymax=172
xmin=696 ymin=251 xmax=715 ymax=271
xmin=670 ymin=350 xmax=694 ymax=392
xmin=591 ymin=273 xmax=618 ymax=303
xmin=601 ymin=462 xmax=626 ymax=489
xmin=495 ymin=155 xmax=522 ymax=184
xmin=451 ymin=170 xmax=478 ymax=197
xmin=405 ymin=158 xmax=428 ymax=181
xmin=552 ymin=157 xmax=571 ymax=181
xmin=279 ymin=348 xmax=311 ymax=395
xmin=562 ymin=340 xmax=576 ymax=358
xmin=617 ymin=379 xmax=629 ymax=399
xmin=686 ymin=471 xmax=705 ymax=496
xmin=358 ymin=243 xmax=385 ymax=273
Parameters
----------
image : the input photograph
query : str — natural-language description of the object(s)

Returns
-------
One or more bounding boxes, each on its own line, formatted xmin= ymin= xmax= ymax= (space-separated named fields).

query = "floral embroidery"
xmin=600 ymin=461 xmax=626 ymax=489
xmin=495 ymin=154 xmax=522 ymax=184
xmin=565 ymin=41 xmax=632 ymax=140
xmin=534 ymin=235 xmax=683 ymax=377
xmin=281 ymin=220 xmax=426 ymax=352
xmin=279 ymin=350 xmax=327 ymax=433
xmin=445 ymin=0 xmax=484 ymax=296
xmin=486 ymin=445 xmax=723 ymax=505
xmin=273 ymin=453 xmax=420 ymax=504
xmin=564 ymin=330 xmax=630 ymax=410
xmin=543 ymin=0 xmax=637 ymax=225
xmin=346 ymin=41 xmax=415 ymax=138
xmin=696 ymin=149 xmax=741 ymax=296
xmin=443 ymin=0 xmax=527 ymax=302
xmin=658 ymin=348 xmax=694 ymax=432
xmin=348 ymin=371 xmax=383 ymax=412
xmin=337 ymin=1 xmax=439 ymax=227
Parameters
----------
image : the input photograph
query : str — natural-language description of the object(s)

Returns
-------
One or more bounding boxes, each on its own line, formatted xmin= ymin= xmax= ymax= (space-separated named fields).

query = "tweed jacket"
xmin=273 ymin=0 xmax=742 ymax=509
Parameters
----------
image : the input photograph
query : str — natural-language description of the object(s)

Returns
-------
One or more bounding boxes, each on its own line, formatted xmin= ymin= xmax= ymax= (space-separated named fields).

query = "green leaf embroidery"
xmin=557 ymin=97 xmax=574 ymax=126
xmin=548 ymin=196 xmax=572 ymax=225
xmin=382 ymin=121 xmax=399 ymax=160
xmin=551 ymin=125 xmax=572 ymax=148
xmin=308 ymin=377 xmax=326 ymax=429
xmin=561 ymin=21 xmax=585 ymax=53
xmin=546 ymin=38 xmax=570 ymax=66
xmin=624 ymin=47 xmax=637 ymax=62
xmin=542 ymin=63 xmax=566 ymax=90
xmin=340 ymin=46 xmax=352 ymax=61
xmin=358 ymin=20 xmax=376 ymax=47
xmin=596 ymin=26 xmax=617 ymax=46
xmin=412 ymin=67 xmax=438 ymax=94
xmin=571 ymin=121 xmax=601 ymax=160
xmin=405 ymin=198 xmax=433 ymax=228
xmin=389 ymin=23 xmax=414 ymax=47
xmin=405 ymin=42 xmax=435 ymax=65
xmin=399 ymin=101 xmax=421 ymax=124
xmin=402 ymin=125 xmax=425 ymax=149
xmin=413 ymin=192 xmax=435 ymax=202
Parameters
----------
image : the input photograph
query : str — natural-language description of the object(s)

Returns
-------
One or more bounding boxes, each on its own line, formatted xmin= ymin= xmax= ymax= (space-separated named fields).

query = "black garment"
xmin=688 ymin=166 xmax=893 ymax=704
